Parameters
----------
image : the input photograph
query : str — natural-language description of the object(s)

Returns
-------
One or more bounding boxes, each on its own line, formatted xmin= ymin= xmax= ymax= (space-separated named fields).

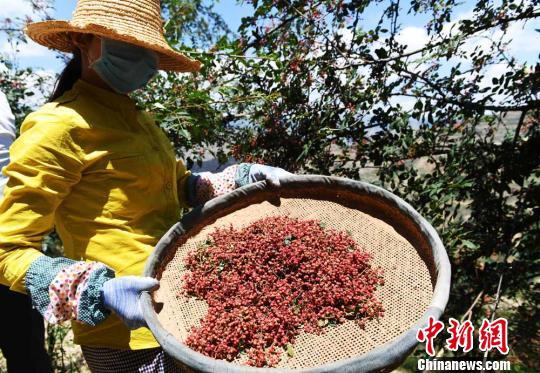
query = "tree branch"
xmin=482 ymin=274 xmax=504 ymax=371
xmin=0 ymin=28 xmax=24 ymax=32
xmin=390 ymin=92 xmax=538 ymax=112
xmin=512 ymin=110 xmax=528 ymax=146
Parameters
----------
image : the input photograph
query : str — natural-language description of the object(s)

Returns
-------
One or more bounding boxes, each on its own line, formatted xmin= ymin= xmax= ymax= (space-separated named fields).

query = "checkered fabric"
xmin=82 ymin=346 xmax=183 ymax=373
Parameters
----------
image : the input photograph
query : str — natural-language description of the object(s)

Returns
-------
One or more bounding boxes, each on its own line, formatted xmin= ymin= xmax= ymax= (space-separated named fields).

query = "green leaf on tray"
xmin=286 ymin=343 xmax=295 ymax=357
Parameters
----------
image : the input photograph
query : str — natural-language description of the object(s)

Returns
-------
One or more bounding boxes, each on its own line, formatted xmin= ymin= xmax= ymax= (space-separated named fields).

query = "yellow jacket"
xmin=0 ymin=80 xmax=191 ymax=349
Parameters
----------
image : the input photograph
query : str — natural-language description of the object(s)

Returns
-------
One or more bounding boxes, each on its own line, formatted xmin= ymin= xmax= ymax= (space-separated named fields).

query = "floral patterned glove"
xmin=26 ymin=256 xmax=114 ymax=326
xmin=25 ymin=256 xmax=158 ymax=329
xmin=187 ymin=163 xmax=293 ymax=206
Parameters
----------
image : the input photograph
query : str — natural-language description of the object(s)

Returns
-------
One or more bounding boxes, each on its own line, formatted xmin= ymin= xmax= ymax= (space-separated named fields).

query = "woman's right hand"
xmin=102 ymin=276 xmax=159 ymax=330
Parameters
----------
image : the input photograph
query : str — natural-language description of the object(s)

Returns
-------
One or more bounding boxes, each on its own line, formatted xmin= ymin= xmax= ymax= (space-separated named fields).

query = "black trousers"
xmin=0 ymin=285 xmax=52 ymax=373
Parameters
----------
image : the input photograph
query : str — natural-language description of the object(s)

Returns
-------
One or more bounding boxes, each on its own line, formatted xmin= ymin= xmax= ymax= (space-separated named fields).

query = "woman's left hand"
xmin=247 ymin=164 xmax=293 ymax=188
xmin=102 ymin=276 xmax=159 ymax=330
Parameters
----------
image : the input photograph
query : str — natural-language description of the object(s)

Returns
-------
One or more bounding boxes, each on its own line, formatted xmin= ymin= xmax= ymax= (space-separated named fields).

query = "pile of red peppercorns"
xmin=182 ymin=216 xmax=384 ymax=367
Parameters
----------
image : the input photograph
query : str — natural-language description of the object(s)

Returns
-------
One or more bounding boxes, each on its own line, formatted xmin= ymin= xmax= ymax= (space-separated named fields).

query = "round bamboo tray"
xmin=141 ymin=175 xmax=451 ymax=372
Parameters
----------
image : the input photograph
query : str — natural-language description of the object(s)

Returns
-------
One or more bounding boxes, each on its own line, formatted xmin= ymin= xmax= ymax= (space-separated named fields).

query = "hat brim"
xmin=25 ymin=21 xmax=202 ymax=73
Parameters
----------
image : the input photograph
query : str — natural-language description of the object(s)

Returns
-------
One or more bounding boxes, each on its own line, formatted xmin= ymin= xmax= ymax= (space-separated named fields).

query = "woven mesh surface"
xmin=153 ymin=197 xmax=434 ymax=369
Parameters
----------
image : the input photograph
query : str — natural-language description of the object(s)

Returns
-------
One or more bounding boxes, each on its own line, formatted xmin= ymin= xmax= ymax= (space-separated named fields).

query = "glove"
xmin=246 ymin=164 xmax=293 ymax=188
xmin=102 ymin=276 xmax=159 ymax=330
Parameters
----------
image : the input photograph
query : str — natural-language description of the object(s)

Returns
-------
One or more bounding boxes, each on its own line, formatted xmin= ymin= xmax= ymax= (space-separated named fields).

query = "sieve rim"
xmin=141 ymin=175 xmax=451 ymax=372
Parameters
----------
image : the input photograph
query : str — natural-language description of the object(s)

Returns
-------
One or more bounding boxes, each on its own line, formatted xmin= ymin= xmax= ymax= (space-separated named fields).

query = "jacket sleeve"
xmin=0 ymin=108 xmax=85 ymax=293
xmin=0 ymin=107 xmax=114 ymax=326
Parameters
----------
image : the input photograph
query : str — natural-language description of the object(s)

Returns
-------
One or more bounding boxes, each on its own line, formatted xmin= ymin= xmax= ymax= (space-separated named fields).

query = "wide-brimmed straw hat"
xmin=25 ymin=0 xmax=201 ymax=72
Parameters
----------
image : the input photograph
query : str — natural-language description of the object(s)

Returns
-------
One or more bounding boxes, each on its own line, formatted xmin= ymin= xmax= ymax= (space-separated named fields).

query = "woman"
xmin=0 ymin=0 xmax=290 ymax=371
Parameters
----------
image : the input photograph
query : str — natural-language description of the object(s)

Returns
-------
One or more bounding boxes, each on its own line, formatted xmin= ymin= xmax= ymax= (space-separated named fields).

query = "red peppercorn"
xmin=181 ymin=216 xmax=384 ymax=367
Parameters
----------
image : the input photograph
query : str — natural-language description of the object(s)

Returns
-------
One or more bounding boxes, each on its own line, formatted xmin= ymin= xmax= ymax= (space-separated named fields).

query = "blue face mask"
xmin=91 ymin=38 xmax=159 ymax=94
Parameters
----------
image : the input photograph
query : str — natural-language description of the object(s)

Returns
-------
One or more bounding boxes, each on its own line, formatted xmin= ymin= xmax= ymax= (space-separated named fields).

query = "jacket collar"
xmin=72 ymin=79 xmax=137 ymax=111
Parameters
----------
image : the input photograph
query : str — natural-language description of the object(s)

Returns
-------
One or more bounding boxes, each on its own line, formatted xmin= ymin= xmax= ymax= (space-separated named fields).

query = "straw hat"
xmin=25 ymin=0 xmax=201 ymax=72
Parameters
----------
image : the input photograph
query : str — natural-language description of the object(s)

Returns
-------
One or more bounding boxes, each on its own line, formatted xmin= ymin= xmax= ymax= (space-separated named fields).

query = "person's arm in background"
xmin=0 ymin=91 xmax=16 ymax=197
xmin=178 ymin=161 xmax=293 ymax=208
xmin=0 ymin=108 xmax=156 ymax=330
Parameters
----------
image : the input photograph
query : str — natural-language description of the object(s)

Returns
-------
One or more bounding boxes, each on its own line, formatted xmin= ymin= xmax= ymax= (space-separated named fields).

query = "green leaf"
xmin=374 ymin=48 xmax=388 ymax=58
xmin=284 ymin=235 xmax=295 ymax=245
xmin=178 ymin=128 xmax=192 ymax=141
xmin=217 ymin=260 xmax=226 ymax=273
xmin=296 ymin=143 xmax=311 ymax=162
xmin=286 ymin=343 xmax=295 ymax=357
xmin=461 ymin=240 xmax=478 ymax=249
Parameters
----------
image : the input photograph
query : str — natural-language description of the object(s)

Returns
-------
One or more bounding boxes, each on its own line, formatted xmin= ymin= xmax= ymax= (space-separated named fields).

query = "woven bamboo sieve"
xmin=141 ymin=175 xmax=451 ymax=372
